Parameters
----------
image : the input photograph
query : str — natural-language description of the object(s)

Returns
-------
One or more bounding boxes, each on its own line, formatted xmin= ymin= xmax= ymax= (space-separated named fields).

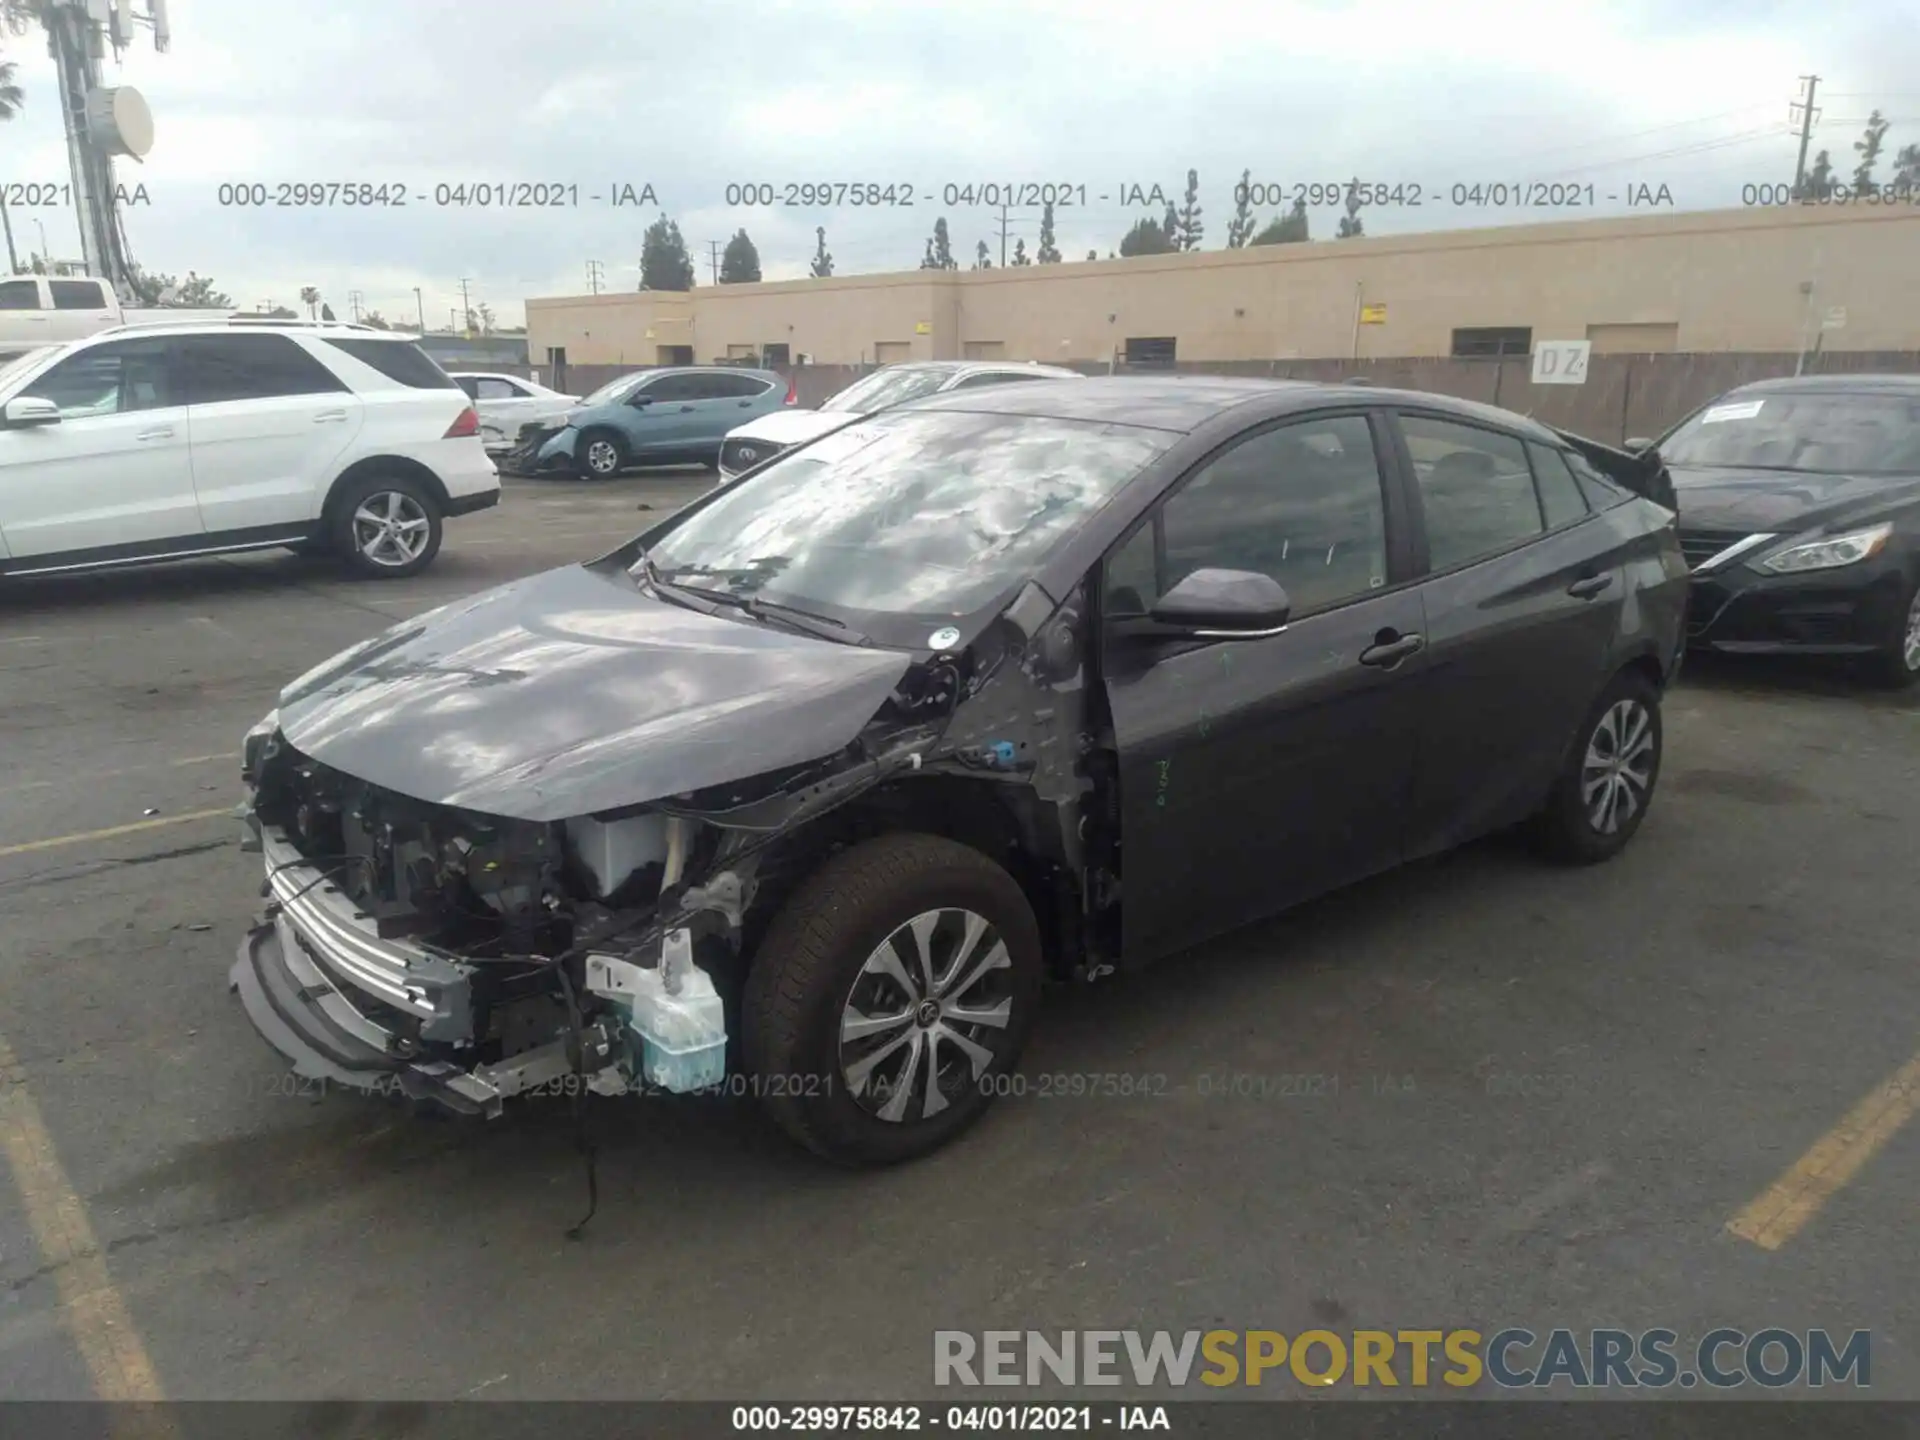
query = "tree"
xmin=126 ymin=266 xmax=233 ymax=308
xmin=719 ymin=228 xmax=762 ymax=283
xmin=299 ymin=286 xmax=320 ymax=319
xmin=1086 ymin=249 xmax=1098 ymax=261
xmin=1161 ymin=201 xmax=1180 ymax=248
xmin=1226 ymin=168 xmax=1255 ymax=248
xmin=0 ymin=60 xmax=22 ymax=123
xmin=640 ymin=213 xmax=696 ymax=291
xmin=973 ymin=239 xmax=992 ymax=270
xmin=1173 ymin=168 xmax=1203 ymax=250
xmin=320 ymin=302 xmax=337 ymax=321
xmin=1012 ymin=238 xmax=1030 ymax=266
xmin=1852 ymin=110 xmax=1890 ymax=192
xmin=1118 ymin=215 xmax=1174 ymax=256
xmin=362 ymin=311 xmax=391 ymax=330
xmin=1803 ymin=149 xmax=1836 ymax=200
xmin=1336 ymin=179 xmax=1364 ymax=238
xmin=810 ymin=226 xmax=834 ymax=277
xmin=475 ymin=301 xmax=495 ymax=333
xmin=1892 ymin=143 xmax=1920 ymax=199
xmin=1250 ymin=198 xmax=1309 ymax=245
xmin=1037 ymin=202 xmax=1061 ymax=263
xmin=924 ymin=217 xmax=957 ymax=269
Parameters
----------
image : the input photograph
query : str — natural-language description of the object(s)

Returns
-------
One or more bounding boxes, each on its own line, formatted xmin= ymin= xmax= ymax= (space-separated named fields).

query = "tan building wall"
xmin=526 ymin=205 xmax=1920 ymax=368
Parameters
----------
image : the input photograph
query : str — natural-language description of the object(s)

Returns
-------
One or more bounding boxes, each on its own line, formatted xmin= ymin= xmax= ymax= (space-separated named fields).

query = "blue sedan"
xmin=532 ymin=366 xmax=794 ymax=478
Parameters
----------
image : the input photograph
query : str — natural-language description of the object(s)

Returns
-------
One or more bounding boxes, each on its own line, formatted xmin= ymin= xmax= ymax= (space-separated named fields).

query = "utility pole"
xmin=1790 ymin=75 xmax=1822 ymax=199
xmin=347 ymin=289 xmax=364 ymax=321
xmin=0 ymin=193 xmax=17 ymax=275
xmin=413 ymin=286 xmax=426 ymax=334
xmin=707 ymin=240 xmax=721 ymax=284
xmin=458 ymin=277 xmax=472 ymax=332
xmin=586 ymin=259 xmax=605 ymax=295
xmin=997 ymin=204 xmax=1008 ymax=268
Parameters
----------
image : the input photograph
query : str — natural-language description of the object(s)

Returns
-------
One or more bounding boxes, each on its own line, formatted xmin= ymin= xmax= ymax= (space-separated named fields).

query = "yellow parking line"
xmin=0 ymin=807 xmax=232 ymax=860
xmin=0 ymin=1031 xmax=165 ymax=1399
xmin=1727 ymin=1051 xmax=1920 ymax=1251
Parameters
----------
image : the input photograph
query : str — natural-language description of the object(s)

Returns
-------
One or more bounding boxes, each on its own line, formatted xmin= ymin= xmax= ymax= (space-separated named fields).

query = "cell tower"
xmin=4 ymin=0 xmax=169 ymax=299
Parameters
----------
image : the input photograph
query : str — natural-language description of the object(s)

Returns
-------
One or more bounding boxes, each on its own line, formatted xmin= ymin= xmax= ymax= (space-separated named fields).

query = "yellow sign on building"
xmin=914 ymin=321 xmax=931 ymax=334
xmin=1360 ymin=304 xmax=1388 ymax=325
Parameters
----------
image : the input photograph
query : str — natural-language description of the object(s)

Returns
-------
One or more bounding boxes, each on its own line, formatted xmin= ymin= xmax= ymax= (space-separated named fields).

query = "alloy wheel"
xmin=350 ymin=491 xmax=432 ymax=568
xmin=1903 ymin=586 xmax=1920 ymax=674
xmin=838 ymin=908 xmax=1014 ymax=1123
xmin=1581 ymin=698 xmax=1656 ymax=836
xmin=585 ymin=438 xmax=620 ymax=475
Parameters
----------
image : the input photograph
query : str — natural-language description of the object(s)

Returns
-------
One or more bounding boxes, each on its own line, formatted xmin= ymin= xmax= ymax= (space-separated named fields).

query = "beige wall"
xmin=527 ymin=205 xmax=1920 ymax=367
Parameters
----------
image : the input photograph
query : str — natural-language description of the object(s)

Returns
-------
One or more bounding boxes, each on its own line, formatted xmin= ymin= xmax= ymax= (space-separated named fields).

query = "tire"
xmin=1861 ymin=573 xmax=1920 ymax=690
xmin=575 ymin=429 xmax=626 ymax=480
xmin=741 ymin=833 xmax=1044 ymax=1166
xmin=329 ymin=472 xmax=443 ymax=579
xmin=1530 ymin=669 xmax=1664 ymax=864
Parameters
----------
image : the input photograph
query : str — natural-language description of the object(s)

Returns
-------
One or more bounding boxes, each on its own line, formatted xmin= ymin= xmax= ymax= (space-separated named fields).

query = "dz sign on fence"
xmin=1531 ymin=340 xmax=1591 ymax=385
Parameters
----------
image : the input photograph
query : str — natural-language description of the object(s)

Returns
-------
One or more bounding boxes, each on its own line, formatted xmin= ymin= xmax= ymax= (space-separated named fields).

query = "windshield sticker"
xmin=927 ymin=626 xmax=962 ymax=651
xmin=1699 ymin=400 xmax=1765 ymax=424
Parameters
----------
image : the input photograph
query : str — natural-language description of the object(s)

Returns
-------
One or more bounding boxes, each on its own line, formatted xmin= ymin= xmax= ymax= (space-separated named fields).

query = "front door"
xmin=178 ymin=333 xmax=366 ymax=533
xmin=0 ymin=337 xmax=200 ymax=561
xmin=1387 ymin=412 xmax=1629 ymax=855
xmin=1100 ymin=410 xmax=1426 ymax=966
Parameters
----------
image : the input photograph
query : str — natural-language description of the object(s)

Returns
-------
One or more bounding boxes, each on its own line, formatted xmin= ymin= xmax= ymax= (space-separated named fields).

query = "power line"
xmin=1438 ymin=104 xmax=1781 ymax=175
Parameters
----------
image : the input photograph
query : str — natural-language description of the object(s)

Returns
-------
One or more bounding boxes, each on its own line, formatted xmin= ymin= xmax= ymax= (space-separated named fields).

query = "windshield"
xmin=580 ymin=373 xmax=644 ymax=407
xmin=820 ymin=367 xmax=954 ymax=413
xmin=640 ymin=410 xmax=1169 ymax=634
xmin=1661 ymin=392 xmax=1920 ymax=475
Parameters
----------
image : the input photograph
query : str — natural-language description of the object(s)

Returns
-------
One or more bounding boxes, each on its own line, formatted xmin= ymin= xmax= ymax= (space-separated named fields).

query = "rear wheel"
xmin=741 ymin=834 xmax=1044 ymax=1166
xmin=575 ymin=430 xmax=626 ymax=479
xmin=1862 ymin=574 xmax=1920 ymax=689
xmin=1530 ymin=670 xmax=1663 ymax=864
xmin=330 ymin=473 xmax=443 ymax=579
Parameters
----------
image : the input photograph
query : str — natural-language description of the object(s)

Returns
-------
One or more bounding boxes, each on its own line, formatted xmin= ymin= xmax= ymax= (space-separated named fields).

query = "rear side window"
xmin=1527 ymin=443 xmax=1591 ymax=529
xmin=49 ymin=279 xmax=110 ymax=310
xmin=320 ymin=337 xmax=459 ymax=389
xmin=1565 ymin=452 xmax=1631 ymax=510
xmin=1400 ymin=414 xmax=1544 ymax=572
xmin=180 ymin=334 xmax=349 ymax=404
xmin=0 ymin=280 xmax=40 ymax=310
xmin=453 ymin=376 xmax=480 ymax=398
xmin=705 ymin=372 xmax=772 ymax=398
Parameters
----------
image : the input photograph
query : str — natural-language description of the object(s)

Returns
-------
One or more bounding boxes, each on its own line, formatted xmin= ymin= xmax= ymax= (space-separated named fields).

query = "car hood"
xmin=726 ymin=408 xmax=860 ymax=446
xmin=1669 ymin=465 xmax=1920 ymax=534
xmin=274 ymin=563 xmax=913 ymax=823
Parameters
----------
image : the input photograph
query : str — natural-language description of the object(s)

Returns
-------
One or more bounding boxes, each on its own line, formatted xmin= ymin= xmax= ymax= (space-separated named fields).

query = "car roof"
xmin=905 ymin=374 xmax=1564 ymax=440
xmin=1725 ymin=373 xmax=1920 ymax=396
xmin=639 ymin=365 xmax=782 ymax=379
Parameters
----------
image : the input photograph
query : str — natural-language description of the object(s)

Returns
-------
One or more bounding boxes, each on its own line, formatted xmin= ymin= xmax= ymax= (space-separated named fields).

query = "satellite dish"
xmin=85 ymin=86 xmax=155 ymax=160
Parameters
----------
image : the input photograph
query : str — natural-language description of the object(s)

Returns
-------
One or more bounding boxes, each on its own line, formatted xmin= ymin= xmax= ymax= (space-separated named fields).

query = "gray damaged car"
xmin=230 ymin=379 xmax=1687 ymax=1165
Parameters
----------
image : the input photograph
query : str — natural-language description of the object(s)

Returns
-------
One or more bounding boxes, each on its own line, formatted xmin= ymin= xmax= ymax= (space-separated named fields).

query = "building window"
xmin=1450 ymin=327 xmax=1532 ymax=358
xmin=761 ymin=343 xmax=791 ymax=366
xmin=1124 ymin=336 xmax=1177 ymax=366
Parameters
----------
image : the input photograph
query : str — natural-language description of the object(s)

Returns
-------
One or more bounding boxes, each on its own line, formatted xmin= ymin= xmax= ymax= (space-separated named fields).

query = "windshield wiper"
xmin=642 ymin=560 xmax=870 ymax=645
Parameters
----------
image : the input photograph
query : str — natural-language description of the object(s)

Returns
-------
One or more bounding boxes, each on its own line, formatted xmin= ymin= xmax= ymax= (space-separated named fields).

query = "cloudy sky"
xmin=2 ymin=0 xmax=1916 ymax=327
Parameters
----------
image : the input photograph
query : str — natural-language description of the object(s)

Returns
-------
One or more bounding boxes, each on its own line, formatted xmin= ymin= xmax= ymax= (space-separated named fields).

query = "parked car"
xmin=1646 ymin=374 xmax=1920 ymax=687
xmin=230 ymin=378 xmax=1685 ymax=1164
xmin=0 ymin=273 xmax=240 ymax=357
xmin=0 ymin=320 xmax=499 ymax=580
xmin=524 ymin=366 xmax=794 ymax=479
xmin=448 ymin=371 xmax=579 ymax=454
xmin=717 ymin=360 xmax=1081 ymax=481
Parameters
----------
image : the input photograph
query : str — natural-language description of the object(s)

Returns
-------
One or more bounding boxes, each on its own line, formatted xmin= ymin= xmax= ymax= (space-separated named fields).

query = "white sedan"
xmin=449 ymin=372 xmax=579 ymax=453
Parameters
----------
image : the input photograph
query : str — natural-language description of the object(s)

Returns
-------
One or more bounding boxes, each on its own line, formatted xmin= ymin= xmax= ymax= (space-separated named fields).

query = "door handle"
xmin=1358 ymin=632 xmax=1424 ymax=668
xmin=1567 ymin=572 xmax=1615 ymax=599
xmin=313 ymin=410 xmax=348 ymax=423
xmin=136 ymin=426 xmax=174 ymax=441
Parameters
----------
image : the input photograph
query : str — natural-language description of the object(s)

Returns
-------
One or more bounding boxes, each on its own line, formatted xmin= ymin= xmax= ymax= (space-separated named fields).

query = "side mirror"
xmin=3 ymin=396 xmax=61 ymax=427
xmin=1137 ymin=568 xmax=1291 ymax=638
xmin=627 ymin=392 xmax=656 ymax=407
xmin=1625 ymin=436 xmax=1653 ymax=454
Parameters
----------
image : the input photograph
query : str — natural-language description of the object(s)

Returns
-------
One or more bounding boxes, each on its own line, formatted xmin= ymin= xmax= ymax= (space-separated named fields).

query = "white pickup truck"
xmin=0 ymin=274 xmax=238 ymax=356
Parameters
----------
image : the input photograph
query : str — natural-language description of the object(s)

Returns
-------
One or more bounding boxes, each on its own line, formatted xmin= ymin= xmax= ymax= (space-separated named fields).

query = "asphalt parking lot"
xmin=1 ymin=468 xmax=1916 ymax=1402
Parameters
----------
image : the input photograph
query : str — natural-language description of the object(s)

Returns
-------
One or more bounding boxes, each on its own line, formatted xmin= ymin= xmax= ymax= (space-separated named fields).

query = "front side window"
xmin=473 ymin=377 xmax=521 ymax=400
xmin=581 ymin=374 xmax=643 ymax=406
xmin=20 ymin=340 xmax=176 ymax=418
xmin=1658 ymin=391 xmax=1920 ymax=475
xmin=49 ymin=280 xmax=110 ymax=310
xmin=639 ymin=372 xmax=704 ymax=402
xmin=181 ymin=334 xmax=349 ymax=404
xmin=0 ymin=280 xmax=41 ymax=310
xmin=1400 ymin=414 xmax=1544 ymax=572
xmin=1108 ymin=414 xmax=1389 ymax=620
xmin=641 ymin=411 xmax=1170 ymax=634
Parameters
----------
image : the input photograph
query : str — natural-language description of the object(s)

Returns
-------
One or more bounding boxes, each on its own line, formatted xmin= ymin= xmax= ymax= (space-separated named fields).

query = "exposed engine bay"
xmin=230 ymin=572 xmax=1115 ymax=1120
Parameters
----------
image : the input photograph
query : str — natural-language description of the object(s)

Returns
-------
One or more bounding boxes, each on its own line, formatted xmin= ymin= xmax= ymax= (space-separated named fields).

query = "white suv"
xmin=0 ymin=320 xmax=500 ymax=580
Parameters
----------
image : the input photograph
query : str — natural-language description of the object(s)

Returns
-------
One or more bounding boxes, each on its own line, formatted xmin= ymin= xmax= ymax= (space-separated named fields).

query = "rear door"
xmin=1100 ymin=408 xmax=1425 ymax=965
xmin=0 ymin=278 xmax=52 ymax=350
xmin=179 ymin=333 xmax=365 ymax=533
xmin=46 ymin=278 xmax=119 ymax=344
xmin=0 ymin=336 xmax=199 ymax=560
xmin=1386 ymin=411 xmax=1627 ymax=856
xmin=679 ymin=371 xmax=777 ymax=446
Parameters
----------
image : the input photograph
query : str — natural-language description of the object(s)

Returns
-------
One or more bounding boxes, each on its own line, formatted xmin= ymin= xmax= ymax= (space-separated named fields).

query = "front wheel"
xmin=330 ymin=474 xmax=443 ymax=579
xmin=575 ymin=430 xmax=626 ymax=480
xmin=1862 ymin=574 xmax=1920 ymax=689
xmin=741 ymin=834 xmax=1044 ymax=1166
xmin=1530 ymin=670 xmax=1664 ymax=864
